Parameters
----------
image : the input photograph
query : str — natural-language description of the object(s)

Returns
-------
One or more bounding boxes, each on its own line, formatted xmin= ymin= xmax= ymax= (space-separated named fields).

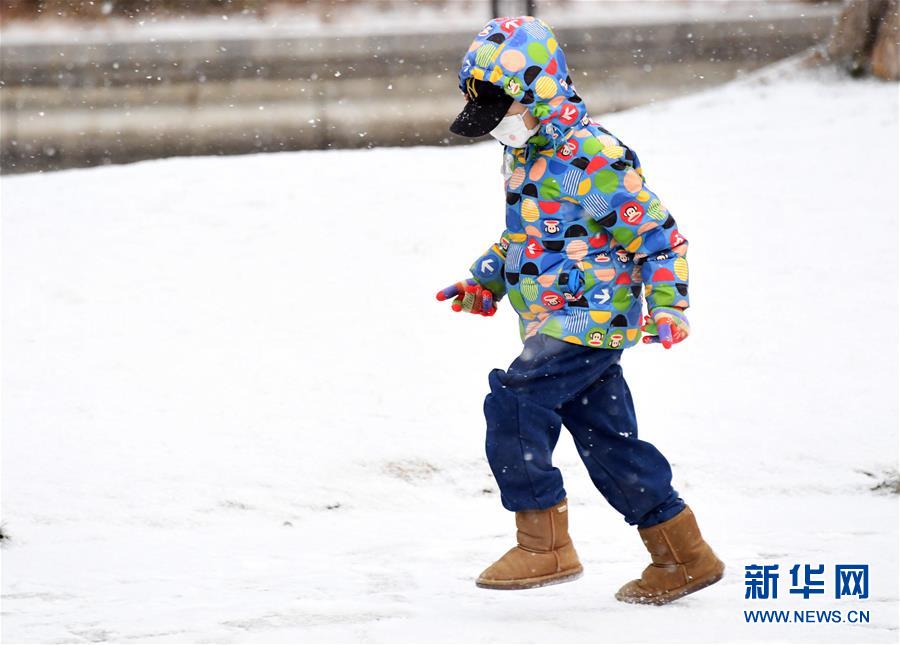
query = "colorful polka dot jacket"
xmin=462 ymin=16 xmax=690 ymax=350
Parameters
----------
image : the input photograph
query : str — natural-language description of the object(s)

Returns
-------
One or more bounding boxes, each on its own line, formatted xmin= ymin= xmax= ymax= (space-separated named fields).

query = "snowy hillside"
xmin=2 ymin=66 xmax=898 ymax=643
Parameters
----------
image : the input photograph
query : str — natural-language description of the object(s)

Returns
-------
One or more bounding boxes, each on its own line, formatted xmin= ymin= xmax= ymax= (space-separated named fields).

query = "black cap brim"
xmin=449 ymin=93 xmax=514 ymax=137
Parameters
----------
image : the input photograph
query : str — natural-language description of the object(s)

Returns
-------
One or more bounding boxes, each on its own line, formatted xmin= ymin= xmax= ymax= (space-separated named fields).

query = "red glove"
xmin=641 ymin=306 xmax=690 ymax=349
xmin=436 ymin=279 xmax=497 ymax=316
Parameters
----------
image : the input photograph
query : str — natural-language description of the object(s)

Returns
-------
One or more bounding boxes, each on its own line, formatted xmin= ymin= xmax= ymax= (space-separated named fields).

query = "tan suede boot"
xmin=476 ymin=498 xmax=583 ymax=590
xmin=615 ymin=506 xmax=724 ymax=605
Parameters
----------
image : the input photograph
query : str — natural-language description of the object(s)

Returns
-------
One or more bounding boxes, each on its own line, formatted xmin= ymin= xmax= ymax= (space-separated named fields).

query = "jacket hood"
xmin=457 ymin=16 xmax=588 ymax=149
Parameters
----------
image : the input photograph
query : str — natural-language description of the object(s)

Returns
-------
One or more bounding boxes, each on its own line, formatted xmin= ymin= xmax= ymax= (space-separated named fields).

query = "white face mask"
xmin=489 ymin=112 xmax=540 ymax=147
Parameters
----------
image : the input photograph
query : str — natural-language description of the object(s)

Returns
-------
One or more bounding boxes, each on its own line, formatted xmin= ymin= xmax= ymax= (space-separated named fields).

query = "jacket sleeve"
xmin=468 ymin=230 xmax=511 ymax=301
xmin=572 ymin=148 xmax=690 ymax=312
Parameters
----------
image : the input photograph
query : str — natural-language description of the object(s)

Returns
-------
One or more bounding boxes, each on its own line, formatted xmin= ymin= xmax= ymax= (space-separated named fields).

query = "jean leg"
xmin=483 ymin=334 xmax=622 ymax=512
xmin=558 ymin=360 xmax=685 ymax=527
xmin=484 ymin=367 xmax=566 ymax=511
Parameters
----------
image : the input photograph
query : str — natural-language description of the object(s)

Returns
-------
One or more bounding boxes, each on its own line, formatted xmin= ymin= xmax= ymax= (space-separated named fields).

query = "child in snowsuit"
xmin=438 ymin=16 xmax=724 ymax=604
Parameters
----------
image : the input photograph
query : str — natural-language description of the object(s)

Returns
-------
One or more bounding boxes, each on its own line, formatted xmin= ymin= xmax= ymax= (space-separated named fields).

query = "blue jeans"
xmin=483 ymin=333 xmax=685 ymax=528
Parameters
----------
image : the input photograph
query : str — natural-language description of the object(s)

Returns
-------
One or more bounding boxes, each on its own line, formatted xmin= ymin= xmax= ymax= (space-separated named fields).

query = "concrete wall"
xmin=0 ymin=8 xmax=838 ymax=173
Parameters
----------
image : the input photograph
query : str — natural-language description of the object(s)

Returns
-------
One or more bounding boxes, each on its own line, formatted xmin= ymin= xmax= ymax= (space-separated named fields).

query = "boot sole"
xmin=615 ymin=570 xmax=725 ymax=605
xmin=476 ymin=566 xmax=584 ymax=590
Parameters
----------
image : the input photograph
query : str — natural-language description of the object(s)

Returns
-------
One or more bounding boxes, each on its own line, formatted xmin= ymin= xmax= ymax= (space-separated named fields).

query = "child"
xmin=437 ymin=16 xmax=724 ymax=604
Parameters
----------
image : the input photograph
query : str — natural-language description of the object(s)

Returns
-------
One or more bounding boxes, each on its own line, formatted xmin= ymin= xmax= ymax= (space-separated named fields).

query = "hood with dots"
xmin=458 ymin=16 xmax=588 ymax=147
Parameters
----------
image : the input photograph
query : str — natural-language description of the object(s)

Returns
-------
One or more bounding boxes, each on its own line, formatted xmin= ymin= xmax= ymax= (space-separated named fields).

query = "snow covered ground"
xmin=2 ymin=65 xmax=898 ymax=643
